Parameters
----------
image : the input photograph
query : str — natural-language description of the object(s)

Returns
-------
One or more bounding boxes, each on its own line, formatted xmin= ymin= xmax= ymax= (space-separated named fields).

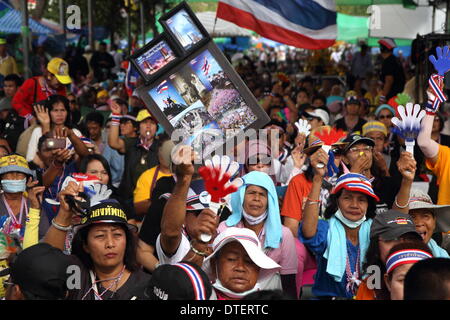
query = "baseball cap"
xmin=160 ymin=179 xmax=211 ymax=211
xmin=303 ymin=108 xmax=330 ymax=125
xmin=409 ymin=189 xmax=450 ymax=233
xmin=96 ymin=89 xmax=109 ymax=99
xmin=9 ymin=243 xmax=71 ymax=299
xmin=136 ymin=109 xmax=156 ymax=123
xmin=202 ymin=227 xmax=280 ymax=279
xmin=344 ymin=94 xmax=361 ymax=106
xmin=0 ymin=154 xmax=33 ymax=177
xmin=145 ymin=261 xmax=212 ymax=300
xmin=378 ymin=37 xmax=397 ymax=50
xmin=47 ymin=58 xmax=72 ymax=85
xmin=0 ymin=97 xmax=12 ymax=112
xmin=370 ymin=209 xmax=421 ymax=241
xmin=362 ymin=121 xmax=388 ymax=137
xmin=74 ymin=199 xmax=138 ymax=233
xmin=343 ymin=134 xmax=375 ymax=153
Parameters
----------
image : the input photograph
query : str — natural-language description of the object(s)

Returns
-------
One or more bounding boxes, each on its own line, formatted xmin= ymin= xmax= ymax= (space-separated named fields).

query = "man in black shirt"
xmin=378 ymin=37 xmax=405 ymax=103
xmin=334 ymin=93 xmax=366 ymax=134
xmin=108 ymin=103 xmax=159 ymax=220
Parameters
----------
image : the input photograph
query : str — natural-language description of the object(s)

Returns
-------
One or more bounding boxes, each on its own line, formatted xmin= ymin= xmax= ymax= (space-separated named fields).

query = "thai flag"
xmin=124 ymin=60 xmax=139 ymax=97
xmin=201 ymin=57 xmax=210 ymax=76
xmin=157 ymin=80 xmax=169 ymax=94
xmin=216 ymin=0 xmax=336 ymax=49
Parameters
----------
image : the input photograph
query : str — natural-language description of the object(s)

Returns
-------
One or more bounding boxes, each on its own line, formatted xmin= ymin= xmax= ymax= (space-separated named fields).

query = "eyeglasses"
xmin=348 ymin=146 xmax=373 ymax=154
xmin=68 ymin=100 xmax=76 ymax=104
xmin=378 ymin=115 xmax=393 ymax=119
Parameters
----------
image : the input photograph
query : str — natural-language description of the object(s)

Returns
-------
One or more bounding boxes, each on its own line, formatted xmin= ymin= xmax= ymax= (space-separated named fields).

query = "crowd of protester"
xmin=0 ymin=35 xmax=449 ymax=301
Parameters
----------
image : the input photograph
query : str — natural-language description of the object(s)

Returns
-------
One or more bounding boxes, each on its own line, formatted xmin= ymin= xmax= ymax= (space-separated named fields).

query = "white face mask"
xmin=335 ymin=208 xmax=366 ymax=229
xmin=212 ymin=277 xmax=261 ymax=299
xmin=242 ymin=209 xmax=268 ymax=226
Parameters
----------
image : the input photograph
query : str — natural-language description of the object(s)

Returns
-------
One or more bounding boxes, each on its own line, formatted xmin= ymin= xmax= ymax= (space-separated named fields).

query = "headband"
xmin=386 ymin=249 xmax=432 ymax=274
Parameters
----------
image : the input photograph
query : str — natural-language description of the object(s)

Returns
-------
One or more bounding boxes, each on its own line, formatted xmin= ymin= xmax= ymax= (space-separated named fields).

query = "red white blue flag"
xmin=216 ymin=0 xmax=336 ymax=49
xmin=201 ymin=57 xmax=210 ymax=76
xmin=157 ymin=80 xmax=169 ymax=94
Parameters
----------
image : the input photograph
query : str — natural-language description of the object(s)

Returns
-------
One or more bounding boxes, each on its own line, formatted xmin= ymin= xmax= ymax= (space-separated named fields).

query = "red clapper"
xmin=198 ymin=165 xmax=239 ymax=242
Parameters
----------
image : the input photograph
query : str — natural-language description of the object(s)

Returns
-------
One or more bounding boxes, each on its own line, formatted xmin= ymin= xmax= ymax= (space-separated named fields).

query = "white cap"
xmin=304 ymin=109 xmax=330 ymax=125
xmin=202 ymin=227 xmax=280 ymax=278
xmin=378 ymin=37 xmax=396 ymax=50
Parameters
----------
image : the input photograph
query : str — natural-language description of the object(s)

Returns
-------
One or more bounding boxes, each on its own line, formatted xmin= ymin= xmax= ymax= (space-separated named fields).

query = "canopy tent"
xmin=0 ymin=1 xmax=53 ymax=35
xmin=195 ymin=11 xmax=252 ymax=37
xmin=338 ymin=3 xmax=445 ymax=47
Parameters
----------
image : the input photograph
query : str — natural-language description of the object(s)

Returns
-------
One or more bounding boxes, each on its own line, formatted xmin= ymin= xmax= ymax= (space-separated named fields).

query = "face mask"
xmin=335 ymin=208 xmax=366 ymax=229
xmin=1 ymin=178 xmax=27 ymax=193
xmin=242 ymin=209 xmax=268 ymax=226
xmin=212 ymin=277 xmax=261 ymax=299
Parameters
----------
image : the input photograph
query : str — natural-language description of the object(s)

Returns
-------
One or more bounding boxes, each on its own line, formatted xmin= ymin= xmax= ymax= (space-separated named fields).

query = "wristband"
xmin=394 ymin=196 xmax=410 ymax=209
xmin=190 ymin=240 xmax=208 ymax=257
xmin=110 ymin=113 xmax=122 ymax=126
xmin=51 ymin=218 xmax=72 ymax=232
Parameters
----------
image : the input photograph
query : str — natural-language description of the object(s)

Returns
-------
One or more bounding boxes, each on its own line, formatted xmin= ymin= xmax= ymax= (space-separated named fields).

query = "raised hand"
xmin=33 ymin=104 xmax=50 ymax=131
xmin=171 ymin=145 xmax=196 ymax=177
xmin=397 ymin=151 xmax=416 ymax=181
xmin=109 ymin=99 xmax=122 ymax=115
xmin=291 ymin=145 xmax=307 ymax=169
xmin=27 ymin=179 xmax=45 ymax=210
xmin=310 ymin=148 xmax=328 ymax=177
xmin=429 ymin=46 xmax=450 ymax=76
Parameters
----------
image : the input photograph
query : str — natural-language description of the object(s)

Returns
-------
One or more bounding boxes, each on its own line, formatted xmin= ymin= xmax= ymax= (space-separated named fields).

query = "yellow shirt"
xmin=426 ymin=144 xmax=450 ymax=205
xmin=0 ymin=55 xmax=18 ymax=76
xmin=133 ymin=166 xmax=172 ymax=203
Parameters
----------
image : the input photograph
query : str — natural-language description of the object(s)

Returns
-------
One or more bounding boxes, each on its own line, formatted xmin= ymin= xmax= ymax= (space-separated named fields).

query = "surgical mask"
xmin=242 ymin=209 xmax=268 ymax=226
xmin=212 ymin=277 xmax=261 ymax=299
xmin=335 ymin=208 xmax=366 ymax=229
xmin=1 ymin=178 xmax=27 ymax=193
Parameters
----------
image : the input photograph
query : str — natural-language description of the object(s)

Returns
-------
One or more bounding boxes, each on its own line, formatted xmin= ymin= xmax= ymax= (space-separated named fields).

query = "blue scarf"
xmin=428 ymin=238 xmax=450 ymax=258
xmin=227 ymin=171 xmax=282 ymax=249
xmin=323 ymin=215 xmax=372 ymax=282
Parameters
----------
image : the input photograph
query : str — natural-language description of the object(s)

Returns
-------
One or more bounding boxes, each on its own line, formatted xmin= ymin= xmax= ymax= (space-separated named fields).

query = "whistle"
xmin=359 ymin=151 xmax=364 ymax=157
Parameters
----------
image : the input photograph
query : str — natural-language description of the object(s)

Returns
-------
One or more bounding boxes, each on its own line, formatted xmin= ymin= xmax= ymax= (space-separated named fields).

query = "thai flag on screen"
xmin=157 ymin=80 xmax=169 ymax=94
xmin=201 ymin=57 xmax=210 ymax=76
xmin=216 ymin=0 xmax=337 ymax=49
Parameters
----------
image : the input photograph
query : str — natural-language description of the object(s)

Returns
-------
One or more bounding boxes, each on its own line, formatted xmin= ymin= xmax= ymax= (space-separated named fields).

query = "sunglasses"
xmin=378 ymin=115 xmax=393 ymax=119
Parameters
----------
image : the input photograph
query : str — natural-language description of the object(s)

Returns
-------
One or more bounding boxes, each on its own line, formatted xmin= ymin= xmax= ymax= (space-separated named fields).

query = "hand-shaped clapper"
xmin=427 ymin=46 xmax=450 ymax=114
xmin=314 ymin=128 xmax=347 ymax=177
xmin=295 ymin=119 xmax=312 ymax=137
xmin=198 ymin=155 xmax=242 ymax=242
xmin=391 ymin=103 xmax=426 ymax=156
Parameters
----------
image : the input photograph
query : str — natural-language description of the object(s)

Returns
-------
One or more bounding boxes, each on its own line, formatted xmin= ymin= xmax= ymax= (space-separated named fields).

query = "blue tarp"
xmin=0 ymin=1 xmax=53 ymax=35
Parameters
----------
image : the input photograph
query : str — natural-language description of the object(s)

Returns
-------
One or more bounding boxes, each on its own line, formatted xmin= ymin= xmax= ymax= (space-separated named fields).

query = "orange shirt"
xmin=355 ymin=279 xmax=376 ymax=300
xmin=281 ymin=173 xmax=312 ymax=222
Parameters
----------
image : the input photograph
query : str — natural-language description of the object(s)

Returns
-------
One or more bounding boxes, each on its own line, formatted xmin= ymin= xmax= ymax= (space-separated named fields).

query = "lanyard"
xmin=345 ymin=244 xmax=361 ymax=296
xmin=149 ymin=166 xmax=160 ymax=195
xmin=48 ymin=165 xmax=66 ymax=200
xmin=3 ymin=195 xmax=27 ymax=228
xmin=82 ymin=265 xmax=126 ymax=300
